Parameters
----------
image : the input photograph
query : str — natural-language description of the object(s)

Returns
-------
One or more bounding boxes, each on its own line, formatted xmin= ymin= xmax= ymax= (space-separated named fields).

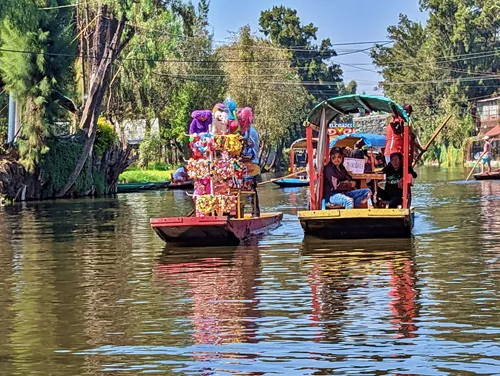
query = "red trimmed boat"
xmin=150 ymin=212 xmax=283 ymax=247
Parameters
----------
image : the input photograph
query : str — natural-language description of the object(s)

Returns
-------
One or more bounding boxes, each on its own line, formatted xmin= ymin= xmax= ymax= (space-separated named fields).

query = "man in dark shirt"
xmin=351 ymin=139 xmax=365 ymax=159
xmin=379 ymin=152 xmax=417 ymax=208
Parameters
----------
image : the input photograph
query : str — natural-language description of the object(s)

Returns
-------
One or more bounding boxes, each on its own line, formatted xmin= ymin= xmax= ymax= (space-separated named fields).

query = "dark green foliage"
xmin=40 ymin=140 xmax=100 ymax=198
xmin=0 ymin=0 xmax=76 ymax=170
xmin=259 ymin=6 xmax=343 ymax=101
xmin=371 ymin=0 xmax=499 ymax=151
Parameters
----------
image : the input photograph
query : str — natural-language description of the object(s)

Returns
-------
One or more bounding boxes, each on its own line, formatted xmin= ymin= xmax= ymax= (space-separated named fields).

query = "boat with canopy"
xmin=298 ymin=94 xmax=415 ymax=239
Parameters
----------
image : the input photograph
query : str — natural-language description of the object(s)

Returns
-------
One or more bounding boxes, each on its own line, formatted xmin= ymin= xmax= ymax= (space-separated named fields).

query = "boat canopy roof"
xmin=290 ymin=138 xmax=318 ymax=150
xmin=329 ymin=133 xmax=387 ymax=149
xmin=306 ymin=94 xmax=409 ymax=128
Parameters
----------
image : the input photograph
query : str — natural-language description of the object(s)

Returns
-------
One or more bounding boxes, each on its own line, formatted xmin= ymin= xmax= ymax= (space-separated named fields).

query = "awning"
xmin=289 ymin=138 xmax=318 ymax=150
xmin=306 ymin=94 xmax=409 ymax=129
xmin=329 ymin=133 xmax=386 ymax=149
xmin=484 ymin=124 xmax=500 ymax=139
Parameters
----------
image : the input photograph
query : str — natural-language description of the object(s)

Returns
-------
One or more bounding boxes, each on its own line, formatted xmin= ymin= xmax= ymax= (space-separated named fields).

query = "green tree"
xmin=259 ymin=6 xmax=343 ymax=101
xmin=371 ymin=0 xmax=499 ymax=160
xmin=0 ymin=0 xmax=76 ymax=170
xmin=219 ymin=25 xmax=309 ymax=170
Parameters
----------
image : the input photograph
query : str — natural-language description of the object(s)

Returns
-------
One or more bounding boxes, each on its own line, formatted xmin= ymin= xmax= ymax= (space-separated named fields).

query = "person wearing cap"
xmin=323 ymin=147 xmax=373 ymax=209
xmin=481 ymin=135 xmax=492 ymax=174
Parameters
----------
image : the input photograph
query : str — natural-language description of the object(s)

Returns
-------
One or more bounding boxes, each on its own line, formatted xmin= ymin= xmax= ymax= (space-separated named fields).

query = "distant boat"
xmin=117 ymin=181 xmax=169 ymax=193
xmin=273 ymin=177 xmax=309 ymax=188
xmin=474 ymin=171 xmax=500 ymax=180
xmin=167 ymin=180 xmax=194 ymax=190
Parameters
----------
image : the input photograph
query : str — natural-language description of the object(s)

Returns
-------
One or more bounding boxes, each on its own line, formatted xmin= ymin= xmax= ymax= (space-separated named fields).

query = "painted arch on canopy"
xmin=305 ymin=94 xmax=409 ymax=129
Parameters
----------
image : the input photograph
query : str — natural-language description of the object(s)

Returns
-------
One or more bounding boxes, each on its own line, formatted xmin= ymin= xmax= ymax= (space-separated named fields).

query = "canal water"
xmin=0 ymin=167 xmax=499 ymax=375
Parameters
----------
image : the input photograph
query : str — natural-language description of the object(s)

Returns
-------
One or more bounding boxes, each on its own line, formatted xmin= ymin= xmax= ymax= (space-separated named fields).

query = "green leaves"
xmin=372 ymin=0 xmax=499 ymax=154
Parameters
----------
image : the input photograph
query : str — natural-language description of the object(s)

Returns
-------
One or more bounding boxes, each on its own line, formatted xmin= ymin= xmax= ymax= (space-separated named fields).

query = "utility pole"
xmin=7 ymin=92 xmax=15 ymax=144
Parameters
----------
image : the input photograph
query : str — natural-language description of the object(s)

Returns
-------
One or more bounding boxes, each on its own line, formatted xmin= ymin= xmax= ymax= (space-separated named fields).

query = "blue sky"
xmin=197 ymin=0 xmax=428 ymax=94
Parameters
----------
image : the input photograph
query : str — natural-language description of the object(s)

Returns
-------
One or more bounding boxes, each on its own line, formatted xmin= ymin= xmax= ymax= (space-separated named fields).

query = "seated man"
xmin=378 ymin=152 xmax=417 ymax=208
xmin=172 ymin=166 xmax=189 ymax=183
xmin=323 ymin=147 xmax=373 ymax=209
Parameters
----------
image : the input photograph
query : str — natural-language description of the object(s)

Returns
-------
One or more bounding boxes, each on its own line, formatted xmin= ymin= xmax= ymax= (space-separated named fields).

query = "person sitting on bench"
xmin=378 ymin=152 xmax=417 ymax=208
xmin=323 ymin=147 xmax=373 ymax=209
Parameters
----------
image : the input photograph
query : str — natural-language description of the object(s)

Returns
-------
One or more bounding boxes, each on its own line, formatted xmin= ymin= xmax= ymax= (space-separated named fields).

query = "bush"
xmin=95 ymin=117 xmax=117 ymax=157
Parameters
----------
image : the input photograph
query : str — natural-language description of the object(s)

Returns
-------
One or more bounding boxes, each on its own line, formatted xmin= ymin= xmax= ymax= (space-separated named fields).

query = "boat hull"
xmin=117 ymin=181 xmax=169 ymax=193
xmin=474 ymin=172 xmax=500 ymax=180
xmin=150 ymin=212 xmax=283 ymax=246
xmin=298 ymin=208 xmax=413 ymax=239
xmin=274 ymin=178 xmax=309 ymax=188
xmin=167 ymin=180 xmax=194 ymax=190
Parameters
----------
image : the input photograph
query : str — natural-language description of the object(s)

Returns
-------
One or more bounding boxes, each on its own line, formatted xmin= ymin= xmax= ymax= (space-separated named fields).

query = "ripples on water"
xmin=0 ymin=168 xmax=499 ymax=375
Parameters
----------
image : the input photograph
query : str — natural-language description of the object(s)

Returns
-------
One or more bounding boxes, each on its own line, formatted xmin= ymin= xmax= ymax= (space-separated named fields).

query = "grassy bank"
xmin=119 ymin=163 xmax=177 ymax=183
xmin=119 ymin=170 xmax=175 ymax=183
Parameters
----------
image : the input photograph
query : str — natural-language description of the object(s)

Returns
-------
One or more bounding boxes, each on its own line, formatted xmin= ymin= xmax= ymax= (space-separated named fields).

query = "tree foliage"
xmin=0 ymin=0 xmax=76 ymax=170
xmin=371 ymin=0 xmax=500 ymax=152
xmin=219 ymin=25 xmax=310 ymax=165
xmin=259 ymin=6 xmax=344 ymax=101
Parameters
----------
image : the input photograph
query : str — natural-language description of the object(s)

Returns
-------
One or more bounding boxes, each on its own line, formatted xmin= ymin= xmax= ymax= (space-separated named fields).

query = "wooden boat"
xmin=474 ymin=171 xmax=500 ymax=180
xmin=272 ymin=137 xmax=317 ymax=188
xmin=298 ymin=94 xmax=416 ymax=239
xmin=273 ymin=177 xmax=309 ymax=187
xmin=167 ymin=180 xmax=194 ymax=190
xmin=117 ymin=181 xmax=169 ymax=193
xmin=150 ymin=212 xmax=283 ymax=247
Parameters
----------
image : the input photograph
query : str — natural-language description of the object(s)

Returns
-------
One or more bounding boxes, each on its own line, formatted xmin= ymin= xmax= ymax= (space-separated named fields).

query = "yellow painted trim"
xmin=298 ymin=208 xmax=411 ymax=220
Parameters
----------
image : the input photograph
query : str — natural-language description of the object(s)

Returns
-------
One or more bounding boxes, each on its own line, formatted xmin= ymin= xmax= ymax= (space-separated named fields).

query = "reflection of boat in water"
xmin=301 ymin=238 xmax=419 ymax=341
xmin=153 ymin=245 xmax=260 ymax=345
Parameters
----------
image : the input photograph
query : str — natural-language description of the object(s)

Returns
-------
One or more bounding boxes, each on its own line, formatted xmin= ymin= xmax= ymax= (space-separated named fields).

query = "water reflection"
xmin=0 ymin=170 xmax=499 ymax=375
xmin=154 ymin=245 xmax=260 ymax=346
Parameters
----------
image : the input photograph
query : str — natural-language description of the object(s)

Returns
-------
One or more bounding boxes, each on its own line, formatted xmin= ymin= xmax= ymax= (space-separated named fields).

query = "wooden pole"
xmin=257 ymin=169 xmax=307 ymax=186
xmin=402 ymin=121 xmax=410 ymax=209
xmin=306 ymin=125 xmax=316 ymax=210
xmin=466 ymin=151 xmax=486 ymax=181
xmin=413 ymin=114 xmax=452 ymax=166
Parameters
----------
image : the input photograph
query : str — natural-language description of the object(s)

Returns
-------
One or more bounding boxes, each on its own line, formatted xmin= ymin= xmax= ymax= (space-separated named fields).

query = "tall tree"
xmin=372 ymin=0 xmax=499 ymax=151
xmin=219 ymin=25 xmax=309 ymax=170
xmin=259 ymin=6 xmax=343 ymax=101
xmin=0 ymin=0 xmax=76 ymax=171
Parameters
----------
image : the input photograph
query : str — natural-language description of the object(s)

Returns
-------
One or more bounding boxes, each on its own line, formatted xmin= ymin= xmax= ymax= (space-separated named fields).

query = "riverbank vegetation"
xmin=0 ymin=0 xmax=498 ymax=199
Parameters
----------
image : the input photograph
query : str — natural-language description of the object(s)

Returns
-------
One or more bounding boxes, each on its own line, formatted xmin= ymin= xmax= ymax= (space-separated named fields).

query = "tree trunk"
xmin=271 ymin=138 xmax=285 ymax=172
xmin=56 ymin=7 xmax=134 ymax=198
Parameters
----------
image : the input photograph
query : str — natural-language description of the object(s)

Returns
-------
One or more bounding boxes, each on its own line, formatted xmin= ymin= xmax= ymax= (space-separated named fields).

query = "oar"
xmin=257 ymin=169 xmax=307 ymax=186
xmin=466 ymin=151 xmax=486 ymax=181
xmin=413 ymin=114 xmax=452 ymax=166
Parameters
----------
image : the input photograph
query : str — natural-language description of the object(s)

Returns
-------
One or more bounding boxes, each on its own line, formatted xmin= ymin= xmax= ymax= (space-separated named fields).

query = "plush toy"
xmin=237 ymin=107 xmax=253 ymax=136
xmin=211 ymin=103 xmax=228 ymax=134
xmin=189 ymin=110 xmax=212 ymax=134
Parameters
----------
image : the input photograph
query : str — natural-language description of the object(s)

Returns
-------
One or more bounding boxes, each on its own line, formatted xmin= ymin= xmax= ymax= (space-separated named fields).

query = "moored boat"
xmin=474 ymin=171 xmax=500 ymax=180
xmin=167 ymin=180 xmax=194 ymax=190
xmin=117 ymin=181 xmax=169 ymax=193
xmin=298 ymin=94 xmax=416 ymax=239
xmin=273 ymin=177 xmax=309 ymax=187
xmin=150 ymin=212 xmax=283 ymax=246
